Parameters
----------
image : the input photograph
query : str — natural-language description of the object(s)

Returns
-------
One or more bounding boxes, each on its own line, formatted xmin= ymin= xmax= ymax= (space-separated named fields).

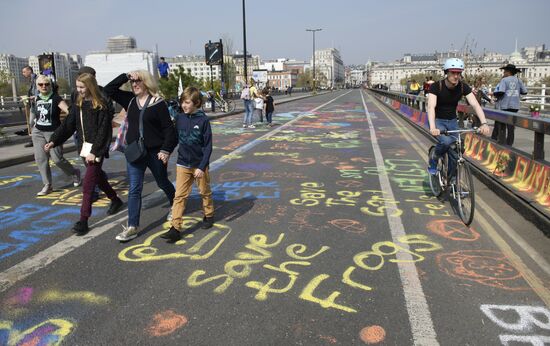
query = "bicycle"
xmin=202 ymin=91 xmax=236 ymax=113
xmin=428 ymin=127 xmax=479 ymax=225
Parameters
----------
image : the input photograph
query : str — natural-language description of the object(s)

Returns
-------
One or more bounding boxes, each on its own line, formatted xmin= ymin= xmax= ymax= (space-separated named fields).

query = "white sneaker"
xmin=72 ymin=169 xmax=81 ymax=187
xmin=242 ymin=124 xmax=247 ymax=128
xmin=166 ymin=210 xmax=173 ymax=221
xmin=115 ymin=225 xmax=139 ymax=242
xmin=248 ymin=125 xmax=255 ymax=128
xmin=37 ymin=184 xmax=52 ymax=196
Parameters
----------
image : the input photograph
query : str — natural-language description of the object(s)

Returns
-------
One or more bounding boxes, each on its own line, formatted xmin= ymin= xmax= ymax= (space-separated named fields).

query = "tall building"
xmin=85 ymin=36 xmax=157 ymax=86
xmin=312 ymin=48 xmax=345 ymax=88
xmin=0 ymin=54 xmax=29 ymax=88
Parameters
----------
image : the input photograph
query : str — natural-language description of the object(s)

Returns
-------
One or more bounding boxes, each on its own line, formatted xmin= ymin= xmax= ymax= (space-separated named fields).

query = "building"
xmin=166 ymin=55 xmax=222 ymax=83
xmin=84 ymin=35 xmax=157 ymax=86
xmin=368 ymin=44 xmax=550 ymax=90
xmin=233 ymin=52 xmax=260 ymax=85
xmin=312 ymin=48 xmax=345 ymax=88
xmin=0 ymin=54 xmax=29 ymax=88
xmin=266 ymin=70 xmax=298 ymax=91
xmin=345 ymin=66 xmax=366 ymax=87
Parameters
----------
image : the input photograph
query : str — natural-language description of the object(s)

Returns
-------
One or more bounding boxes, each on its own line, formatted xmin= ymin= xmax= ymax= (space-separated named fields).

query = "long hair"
xmin=130 ymin=70 xmax=159 ymax=97
xmin=77 ymin=73 xmax=105 ymax=109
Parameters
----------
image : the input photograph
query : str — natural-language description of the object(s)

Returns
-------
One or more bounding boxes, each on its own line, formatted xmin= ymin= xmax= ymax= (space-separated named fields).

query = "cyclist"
xmin=427 ymin=58 xmax=490 ymax=178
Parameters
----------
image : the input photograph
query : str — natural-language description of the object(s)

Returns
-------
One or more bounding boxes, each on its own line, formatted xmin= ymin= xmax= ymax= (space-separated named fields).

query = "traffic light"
xmin=205 ymin=42 xmax=223 ymax=66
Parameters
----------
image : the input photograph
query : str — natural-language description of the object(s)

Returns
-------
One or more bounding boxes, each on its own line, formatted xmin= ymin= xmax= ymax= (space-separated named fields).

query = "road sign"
xmin=205 ymin=42 xmax=223 ymax=66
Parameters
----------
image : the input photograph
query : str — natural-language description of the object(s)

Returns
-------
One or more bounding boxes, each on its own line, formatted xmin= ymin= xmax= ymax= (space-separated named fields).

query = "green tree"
xmin=296 ymin=69 xmax=313 ymax=88
xmin=56 ymin=77 xmax=70 ymax=95
xmin=0 ymin=69 xmax=14 ymax=97
xmin=158 ymin=66 xmax=203 ymax=100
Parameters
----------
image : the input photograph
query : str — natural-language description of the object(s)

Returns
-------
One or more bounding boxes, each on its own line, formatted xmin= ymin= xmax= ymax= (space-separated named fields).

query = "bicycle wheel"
xmin=428 ymin=146 xmax=443 ymax=197
xmin=225 ymin=99 xmax=235 ymax=112
xmin=456 ymin=161 xmax=475 ymax=225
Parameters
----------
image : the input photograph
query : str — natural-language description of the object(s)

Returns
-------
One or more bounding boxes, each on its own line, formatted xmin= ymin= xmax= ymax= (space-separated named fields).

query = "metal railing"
xmin=368 ymin=88 xmax=550 ymax=161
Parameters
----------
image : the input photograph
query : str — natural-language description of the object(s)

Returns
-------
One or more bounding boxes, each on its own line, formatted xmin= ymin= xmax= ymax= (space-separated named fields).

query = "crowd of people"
xmin=22 ymin=66 xmax=215 ymax=242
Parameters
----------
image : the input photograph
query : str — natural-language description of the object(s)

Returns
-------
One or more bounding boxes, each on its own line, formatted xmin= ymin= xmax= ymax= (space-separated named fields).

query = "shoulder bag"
xmin=124 ymin=95 xmax=152 ymax=163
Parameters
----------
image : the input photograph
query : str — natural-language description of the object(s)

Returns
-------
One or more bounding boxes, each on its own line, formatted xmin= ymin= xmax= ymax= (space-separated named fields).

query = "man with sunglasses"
xmin=427 ymin=58 xmax=490 ymax=179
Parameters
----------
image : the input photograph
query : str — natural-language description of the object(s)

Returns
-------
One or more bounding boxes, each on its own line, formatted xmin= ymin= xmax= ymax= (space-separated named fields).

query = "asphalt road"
xmin=0 ymin=90 xmax=549 ymax=345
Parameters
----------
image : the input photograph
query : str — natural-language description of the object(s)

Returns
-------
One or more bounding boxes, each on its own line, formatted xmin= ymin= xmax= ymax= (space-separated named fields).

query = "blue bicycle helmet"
xmin=443 ymin=58 xmax=465 ymax=72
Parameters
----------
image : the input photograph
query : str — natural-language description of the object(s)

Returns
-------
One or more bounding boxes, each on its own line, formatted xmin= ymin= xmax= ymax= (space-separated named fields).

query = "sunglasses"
xmin=129 ymin=79 xmax=142 ymax=84
xmin=38 ymin=83 xmax=50 ymax=87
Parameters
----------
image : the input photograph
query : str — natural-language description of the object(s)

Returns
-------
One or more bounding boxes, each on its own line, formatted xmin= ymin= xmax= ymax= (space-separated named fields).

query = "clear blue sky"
xmin=1 ymin=0 xmax=548 ymax=65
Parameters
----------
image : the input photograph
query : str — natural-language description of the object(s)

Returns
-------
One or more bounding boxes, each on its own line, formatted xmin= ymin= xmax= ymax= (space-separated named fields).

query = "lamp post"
xmin=242 ymin=0 xmax=248 ymax=85
xmin=306 ymin=28 xmax=322 ymax=94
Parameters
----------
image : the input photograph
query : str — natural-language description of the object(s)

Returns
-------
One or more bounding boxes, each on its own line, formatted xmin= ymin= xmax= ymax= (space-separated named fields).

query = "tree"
xmin=296 ymin=69 xmax=313 ymax=88
xmin=56 ymin=77 xmax=70 ymax=95
xmin=158 ymin=66 xmax=203 ymax=100
xmin=0 ymin=69 xmax=14 ymax=97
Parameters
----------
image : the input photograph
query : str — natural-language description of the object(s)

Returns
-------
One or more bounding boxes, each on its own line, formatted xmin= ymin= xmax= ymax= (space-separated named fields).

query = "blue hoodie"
xmin=175 ymin=109 xmax=212 ymax=171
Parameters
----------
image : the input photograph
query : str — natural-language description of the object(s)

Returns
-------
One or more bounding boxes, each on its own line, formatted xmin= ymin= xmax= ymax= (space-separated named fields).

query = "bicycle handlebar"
xmin=441 ymin=127 xmax=480 ymax=136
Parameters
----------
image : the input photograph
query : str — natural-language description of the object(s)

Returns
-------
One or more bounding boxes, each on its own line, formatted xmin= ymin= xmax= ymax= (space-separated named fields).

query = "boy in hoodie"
xmin=162 ymin=87 xmax=214 ymax=242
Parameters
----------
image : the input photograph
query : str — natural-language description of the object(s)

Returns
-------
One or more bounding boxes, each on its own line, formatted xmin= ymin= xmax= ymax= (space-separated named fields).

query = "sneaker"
xmin=106 ymin=197 xmax=123 ymax=215
xmin=115 ymin=225 xmax=139 ymax=242
xmin=37 ymin=184 xmax=52 ymax=196
xmin=248 ymin=125 xmax=255 ymax=129
xmin=201 ymin=216 xmax=214 ymax=229
xmin=15 ymin=130 xmax=27 ymax=136
xmin=72 ymin=169 xmax=81 ymax=187
xmin=160 ymin=226 xmax=181 ymax=242
xmin=166 ymin=210 xmax=173 ymax=221
xmin=72 ymin=220 xmax=89 ymax=235
xmin=243 ymin=124 xmax=248 ymax=128
xmin=428 ymin=158 xmax=438 ymax=175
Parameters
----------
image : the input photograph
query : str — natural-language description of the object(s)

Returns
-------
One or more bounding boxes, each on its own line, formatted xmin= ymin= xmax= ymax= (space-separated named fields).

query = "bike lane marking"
xmin=0 ymin=91 xmax=352 ymax=293
xmin=365 ymin=91 xmax=550 ymax=307
xmin=360 ymin=91 xmax=439 ymax=345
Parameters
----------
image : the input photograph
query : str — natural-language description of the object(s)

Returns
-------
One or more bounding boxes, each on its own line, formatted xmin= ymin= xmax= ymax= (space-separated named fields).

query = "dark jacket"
xmin=104 ymin=73 xmax=177 ymax=153
xmin=175 ymin=109 xmax=212 ymax=171
xmin=50 ymin=100 xmax=112 ymax=158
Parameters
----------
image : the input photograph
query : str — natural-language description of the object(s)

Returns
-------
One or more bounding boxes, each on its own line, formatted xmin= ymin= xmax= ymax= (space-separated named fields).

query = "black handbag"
xmin=125 ymin=95 xmax=151 ymax=163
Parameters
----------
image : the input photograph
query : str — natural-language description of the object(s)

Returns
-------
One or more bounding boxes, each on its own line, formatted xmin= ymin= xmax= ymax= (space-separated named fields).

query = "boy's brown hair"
xmin=179 ymin=86 xmax=203 ymax=108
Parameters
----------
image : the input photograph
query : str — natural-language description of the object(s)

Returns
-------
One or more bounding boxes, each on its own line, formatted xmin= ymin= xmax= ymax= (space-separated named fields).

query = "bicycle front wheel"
xmin=456 ymin=161 xmax=475 ymax=225
xmin=428 ymin=146 xmax=443 ymax=197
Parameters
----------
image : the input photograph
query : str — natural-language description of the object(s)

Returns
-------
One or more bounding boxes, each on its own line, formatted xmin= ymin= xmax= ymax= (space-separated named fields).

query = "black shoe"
xmin=24 ymin=142 xmax=33 ymax=147
xmin=201 ymin=217 xmax=214 ymax=229
xmin=73 ymin=220 xmax=89 ymax=235
xmin=15 ymin=130 xmax=28 ymax=136
xmin=160 ymin=227 xmax=181 ymax=242
xmin=106 ymin=198 xmax=123 ymax=215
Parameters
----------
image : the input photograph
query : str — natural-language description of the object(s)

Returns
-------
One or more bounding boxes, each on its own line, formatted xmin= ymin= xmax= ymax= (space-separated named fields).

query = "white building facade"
xmin=167 ymin=55 xmax=222 ymax=82
xmin=313 ymin=48 xmax=345 ymax=88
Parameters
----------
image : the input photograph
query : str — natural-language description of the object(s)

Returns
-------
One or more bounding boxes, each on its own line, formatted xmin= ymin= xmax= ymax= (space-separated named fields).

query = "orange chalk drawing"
xmin=359 ymin=325 xmax=386 ymax=344
xmin=426 ymin=219 xmax=480 ymax=242
xmin=147 ymin=310 xmax=188 ymax=337
xmin=436 ymin=250 xmax=530 ymax=291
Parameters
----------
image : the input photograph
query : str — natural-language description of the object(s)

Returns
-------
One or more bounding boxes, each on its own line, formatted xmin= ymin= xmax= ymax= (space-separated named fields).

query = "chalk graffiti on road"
xmin=0 ymin=204 xmax=79 ymax=260
xmin=480 ymin=304 xmax=550 ymax=345
xmin=0 ymin=175 xmax=39 ymax=190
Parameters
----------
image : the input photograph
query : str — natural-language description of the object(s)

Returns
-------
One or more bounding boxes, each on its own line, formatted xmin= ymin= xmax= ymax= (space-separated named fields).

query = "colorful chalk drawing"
xmin=0 ymin=175 xmax=40 ymax=190
xmin=146 ymin=310 xmax=188 ymax=337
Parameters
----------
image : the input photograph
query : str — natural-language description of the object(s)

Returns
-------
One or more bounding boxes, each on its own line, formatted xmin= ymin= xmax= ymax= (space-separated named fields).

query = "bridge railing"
xmin=368 ymin=88 xmax=550 ymax=161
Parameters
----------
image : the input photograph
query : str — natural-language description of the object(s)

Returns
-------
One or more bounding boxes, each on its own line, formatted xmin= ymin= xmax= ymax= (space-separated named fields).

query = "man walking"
xmin=17 ymin=66 xmax=39 ymax=147
xmin=157 ymin=57 xmax=169 ymax=80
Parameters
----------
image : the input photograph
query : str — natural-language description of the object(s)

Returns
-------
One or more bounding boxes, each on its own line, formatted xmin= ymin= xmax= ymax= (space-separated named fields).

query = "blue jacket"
xmin=175 ymin=109 xmax=212 ymax=171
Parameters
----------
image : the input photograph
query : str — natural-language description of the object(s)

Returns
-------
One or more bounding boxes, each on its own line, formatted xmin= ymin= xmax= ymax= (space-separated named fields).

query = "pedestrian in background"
xmin=491 ymin=64 xmax=527 ymax=146
xmin=162 ymin=87 xmax=214 ymax=242
xmin=104 ymin=70 xmax=177 ymax=242
xmin=254 ymin=89 xmax=265 ymax=124
xmin=31 ymin=75 xmax=81 ymax=196
xmin=18 ymin=66 xmax=39 ymax=147
xmin=264 ymin=88 xmax=274 ymax=127
xmin=240 ymin=83 xmax=254 ymax=128
xmin=45 ymin=73 xmax=123 ymax=235
xmin=158 ymin=57 xmax=169 ymax=80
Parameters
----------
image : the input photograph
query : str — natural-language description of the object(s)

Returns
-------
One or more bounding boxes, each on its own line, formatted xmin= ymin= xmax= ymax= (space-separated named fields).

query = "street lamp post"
xmin=306 ymin=28 xmax=322 ymax=94
xmin=242 ymin=0 xmax=248 ymax=85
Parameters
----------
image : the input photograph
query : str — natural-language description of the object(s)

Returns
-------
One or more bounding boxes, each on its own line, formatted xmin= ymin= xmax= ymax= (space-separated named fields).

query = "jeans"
xmin=243 ymin=99 xmax=254 ymax=126
xmin=126 ymin=149 xmax=175 ymax=227
xmin=434 ymin=118 xmax=458 ymax=178
xmin=266 ymin=111 xmax=273 ymax=124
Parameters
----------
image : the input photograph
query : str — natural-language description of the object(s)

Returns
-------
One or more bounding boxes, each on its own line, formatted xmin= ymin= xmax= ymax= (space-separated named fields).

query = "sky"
xmin=1 ymin=0 xmax=549 ymax=65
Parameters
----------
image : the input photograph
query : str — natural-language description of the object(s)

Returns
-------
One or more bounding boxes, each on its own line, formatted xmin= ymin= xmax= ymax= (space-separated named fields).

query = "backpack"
xmin=240 ymin=87 xmax=250 ymax=100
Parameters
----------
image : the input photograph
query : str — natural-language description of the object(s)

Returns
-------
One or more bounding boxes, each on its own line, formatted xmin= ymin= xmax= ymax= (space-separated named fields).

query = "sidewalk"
xmin=0 ymin=92 xmax=321 ymax=169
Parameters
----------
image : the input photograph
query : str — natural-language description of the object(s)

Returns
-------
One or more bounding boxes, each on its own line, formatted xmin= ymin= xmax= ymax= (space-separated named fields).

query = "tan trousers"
xmin=171 ymin=166 xmax=214 ymax=229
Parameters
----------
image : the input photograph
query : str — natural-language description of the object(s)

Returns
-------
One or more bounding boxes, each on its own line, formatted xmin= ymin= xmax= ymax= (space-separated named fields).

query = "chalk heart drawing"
xmin=118 ymin=217 xmax=231 ymax=262
xmin=0 ymin=319 xmax=74 ymax=346
xmin=437 ymin=250 xmax=530 ymax=291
